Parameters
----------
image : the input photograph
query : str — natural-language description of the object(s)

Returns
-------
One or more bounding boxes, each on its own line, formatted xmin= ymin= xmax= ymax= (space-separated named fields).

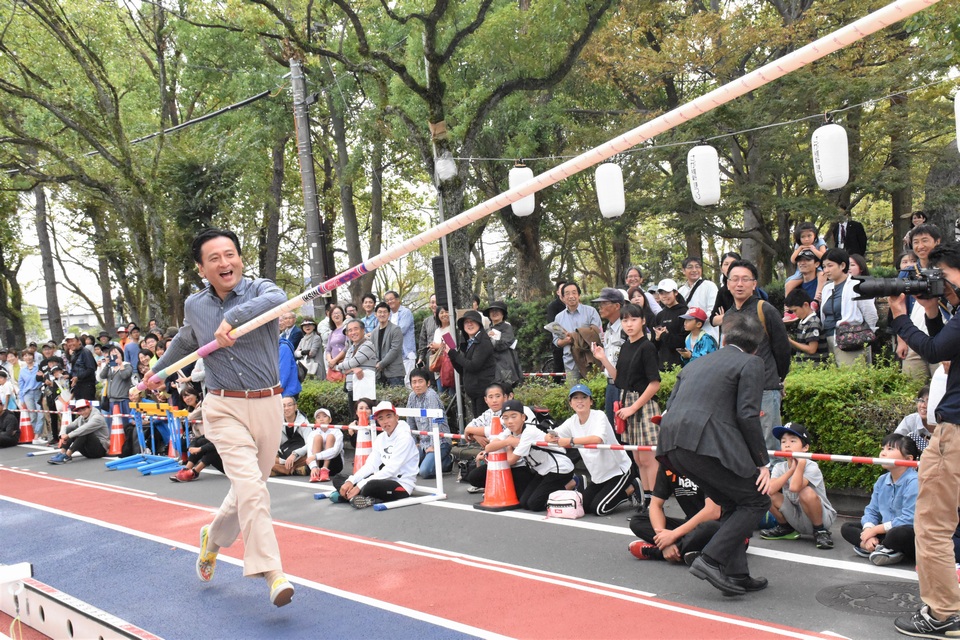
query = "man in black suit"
xmin=827 ymin=204 xmax=868 ymax=258
xmin=657 ymin=312 xmax=771 ymax=596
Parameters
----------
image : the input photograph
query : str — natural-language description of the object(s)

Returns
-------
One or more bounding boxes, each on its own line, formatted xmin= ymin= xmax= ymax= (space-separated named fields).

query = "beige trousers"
xmin=202 ymin=393 xmax=283 ymax=577
xmin=915 ymin=422 xmax=960 ymax=620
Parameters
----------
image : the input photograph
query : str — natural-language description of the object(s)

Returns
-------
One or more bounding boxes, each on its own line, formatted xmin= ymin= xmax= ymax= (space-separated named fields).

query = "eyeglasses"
xmin=727 ymin=277 xmax=756 ymax=284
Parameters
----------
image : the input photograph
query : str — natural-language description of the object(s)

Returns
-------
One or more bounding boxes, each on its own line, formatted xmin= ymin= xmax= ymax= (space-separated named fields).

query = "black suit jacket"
xmin=657 ymin=346 xmax=769 ymax=478
xmin=827 ymin=220 xmax=868 ymax=257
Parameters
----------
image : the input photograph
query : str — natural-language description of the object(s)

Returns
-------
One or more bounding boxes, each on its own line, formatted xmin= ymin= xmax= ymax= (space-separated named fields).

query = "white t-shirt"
xmin=555 ymin=409 xmax=631 ymax=484
xmin=496 ymin=424 xmax=574 ymax=476
xmin=308 ymin=424 xmax=344 ymax=464
xmin=679 ymin=279 xmax=719 ymax=340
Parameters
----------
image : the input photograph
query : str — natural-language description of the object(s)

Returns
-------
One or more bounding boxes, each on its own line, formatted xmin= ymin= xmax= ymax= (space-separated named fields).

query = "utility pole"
xmin=289 ymin=57 xmax=332 ymax=312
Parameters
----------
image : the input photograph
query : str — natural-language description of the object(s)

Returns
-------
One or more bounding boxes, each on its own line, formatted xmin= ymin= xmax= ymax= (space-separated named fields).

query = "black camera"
xmin=852 ymin=268 xmax=946 ymax=300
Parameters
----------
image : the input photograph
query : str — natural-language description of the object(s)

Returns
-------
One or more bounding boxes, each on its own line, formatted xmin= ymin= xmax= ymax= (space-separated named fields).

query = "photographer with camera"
xmin=99 ymin=344 xmax=134 ymax=455
xmin=900 ymin=224 xmax=951 ymax=381
xmin=889 ymin=242 xmax=960 ymax=638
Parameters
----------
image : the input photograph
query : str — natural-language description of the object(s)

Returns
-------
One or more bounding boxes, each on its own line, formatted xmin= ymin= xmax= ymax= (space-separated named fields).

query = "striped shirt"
xmin=154 ymin=277 xmax=286 ymax=391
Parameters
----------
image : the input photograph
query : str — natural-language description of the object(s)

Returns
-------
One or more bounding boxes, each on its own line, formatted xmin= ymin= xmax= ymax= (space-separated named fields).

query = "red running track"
xmin=1 ymin=468 xmax=835 ymax=640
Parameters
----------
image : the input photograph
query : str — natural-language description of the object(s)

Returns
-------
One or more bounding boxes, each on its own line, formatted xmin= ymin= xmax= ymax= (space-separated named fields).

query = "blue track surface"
xmin=1 ymin=501 xmax=476 ymax=639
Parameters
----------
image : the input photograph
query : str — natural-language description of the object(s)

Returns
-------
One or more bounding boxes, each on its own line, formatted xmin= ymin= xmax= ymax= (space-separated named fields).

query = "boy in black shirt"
xmin=628 ymin=466 xmax=722 ymax=563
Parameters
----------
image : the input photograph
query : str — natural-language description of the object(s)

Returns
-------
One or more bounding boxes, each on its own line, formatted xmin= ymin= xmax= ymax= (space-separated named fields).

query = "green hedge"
xmin=296 ymin=380 xmax=443 ymax=425
xmin=655 ymin=359 xmax=920 ymax=491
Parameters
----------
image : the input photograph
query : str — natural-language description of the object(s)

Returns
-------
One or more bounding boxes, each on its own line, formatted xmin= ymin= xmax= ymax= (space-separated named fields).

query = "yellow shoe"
xmin=196 ymin=525 xmax=217 ymax=582
xmin=269 ymin=575 xmax=295 ymax=607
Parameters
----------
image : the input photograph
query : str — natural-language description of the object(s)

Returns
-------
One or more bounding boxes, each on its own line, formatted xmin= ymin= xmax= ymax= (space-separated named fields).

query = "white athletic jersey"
xmin=348 ymin=420 xmax=419 ymax=493
xmin=496 ymin=423 xmax=574 ymax=476
xmin=555 ymin=409 xmax=631 ymax=484
xmin=308 ymin=424 xmax=344 ymax=464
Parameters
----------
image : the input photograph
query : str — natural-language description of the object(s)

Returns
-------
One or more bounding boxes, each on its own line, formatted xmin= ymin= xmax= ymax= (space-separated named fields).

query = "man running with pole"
xmin=138 ymin=228 xmax=294 ymax=607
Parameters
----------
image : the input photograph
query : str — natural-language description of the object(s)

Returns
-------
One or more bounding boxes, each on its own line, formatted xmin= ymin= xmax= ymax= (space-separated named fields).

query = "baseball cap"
xmin=74 ymin=399 xmax=92 ymax=410
xmin=568 ymin=383 xmax=593 ymax=399
xmin=501 ymin=399 xmax=525 ymax=416
xmin=116 ymin=326 xmax=128 ymax=333
xmin=372 ymin=401 xmax=396 ymax=416
xmin=772 ymin=422 xmax=810 ymax=446
xmin=591 ymin=288 xmax=625 ymax=304
xmin=796 ymin=249 xmax=819 ymax=262
xmin=679 ymin=307 xmax=708 ymax=322
xmin=63 ymin=332 xmax=78 ymax=341
xmin=314 ymin=408 xmax=331 ymax=420
xmin=657 ymin=278 xmax=679 ymax=293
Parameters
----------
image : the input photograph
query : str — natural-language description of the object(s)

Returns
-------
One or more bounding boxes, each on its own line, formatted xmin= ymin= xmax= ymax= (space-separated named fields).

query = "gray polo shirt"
xmin=154 ymin=277 xmax=286 ymax=392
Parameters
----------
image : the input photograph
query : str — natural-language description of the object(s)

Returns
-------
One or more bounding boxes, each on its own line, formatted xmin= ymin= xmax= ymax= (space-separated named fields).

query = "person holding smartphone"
xmin=99 ymin=344 xmax=135 ymax=455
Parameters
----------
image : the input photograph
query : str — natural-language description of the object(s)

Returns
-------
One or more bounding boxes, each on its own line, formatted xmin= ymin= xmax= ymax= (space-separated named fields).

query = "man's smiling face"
xmin=197 ymin=236 xmax=243 ymax=296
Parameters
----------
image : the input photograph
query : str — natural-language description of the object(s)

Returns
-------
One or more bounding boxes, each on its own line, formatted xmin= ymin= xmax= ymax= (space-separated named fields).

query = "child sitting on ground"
xmin=893 ymin=386 xmax=933 ymax=453
xmin=840 ymin=434 xmax=919 ymax=566
xmin=677 ymin=307 xmax=717 ymax=365
xmin=760 ymin=423 xmax=837 ymax=550
xmin=307 ymin=408 xmax=344 ymax=483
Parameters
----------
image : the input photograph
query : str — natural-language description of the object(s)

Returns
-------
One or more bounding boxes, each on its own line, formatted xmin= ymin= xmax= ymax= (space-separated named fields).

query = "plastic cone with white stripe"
xmin=107 ymin=405 xmax=125 ymax=455
xmin=18 ymin=403 xmax=35 ymax=444
xmin=353 ymin=408 xmax=372 ymax=473
xmin=474 ymin=416 xmax=520 ymax=512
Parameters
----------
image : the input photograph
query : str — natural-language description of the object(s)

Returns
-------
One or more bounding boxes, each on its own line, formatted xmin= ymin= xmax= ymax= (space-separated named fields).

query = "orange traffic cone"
xmin=474 ymin=416 xmax=520 ymax=511
xmin=107 ymin=405 xmax=125 ymax=455
xmin=18 ymin=403 xmax=35 ymax=444
xmin=353 ymin=408 xmax=372 ymax=473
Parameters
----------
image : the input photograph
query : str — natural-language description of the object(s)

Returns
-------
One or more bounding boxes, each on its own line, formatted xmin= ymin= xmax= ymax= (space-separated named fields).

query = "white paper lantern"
xmin=509 ymin=165 xmax=536 ymax=217
xmin=811 ymin=123 xmax=849 ymax=191
xmin=687 ymin=145 xmax=721 ymax=206
xmin=595 ymin=163 xmax=625 ymax=218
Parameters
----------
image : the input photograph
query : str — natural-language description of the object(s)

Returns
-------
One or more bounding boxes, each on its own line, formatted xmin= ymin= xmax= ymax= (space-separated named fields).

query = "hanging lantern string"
xmin=452 ymin=76 xmax=958 ymax=164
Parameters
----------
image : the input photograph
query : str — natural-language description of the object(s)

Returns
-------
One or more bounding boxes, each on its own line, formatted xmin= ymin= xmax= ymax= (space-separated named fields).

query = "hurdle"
xmin=105 ymin=406 xmax=173 ymax=471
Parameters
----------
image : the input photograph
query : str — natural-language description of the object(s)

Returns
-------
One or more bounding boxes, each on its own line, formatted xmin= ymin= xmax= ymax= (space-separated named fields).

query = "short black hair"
xmin=727 ymin=260 xmax=758 ymax=281
xmin=784 ymin=288 xmax=813 ymax=308
xmin=721 ymin=313 xmax=762 ymax=353
xmin=881 ymin=433 xmax=920 ymax=460
xmin=822 ymin=248 xmax=849 ymax=273
xmin=928 ymin=242 xmax=960 ymax=271
xmin=681 ymin=256 xmax=702 ymax=269
xmin=409 ymin=367 xmax=431 ymax=383
xmin=375 ymin=301 xmax=390 ymax=312
xmin=361 ymin=293 xmax=377 ymax=304
xmin=910 ymin=223 xmax=942 ymax=244
xmin=485 ymin=381 xmax=508 ymax=395
xmin=793 ymin=222 xmax=819 ymax=245
xmin=192 ymin=228 xmax=241 ymax=264
xmin=561 ymin=282 xmax=581 ymax=296
xmin=385 ymin=290 xmax=400 ymax=300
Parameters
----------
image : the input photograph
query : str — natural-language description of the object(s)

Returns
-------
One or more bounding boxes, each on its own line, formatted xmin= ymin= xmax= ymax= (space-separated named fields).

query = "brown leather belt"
xmin=208 ymin=385 xmax=282 ymax=399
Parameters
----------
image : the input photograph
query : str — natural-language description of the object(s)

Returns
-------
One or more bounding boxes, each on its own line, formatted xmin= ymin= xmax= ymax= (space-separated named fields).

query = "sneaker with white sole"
xmin=870 ymin=545 xmax=904 ymax=566
xmin=894 ymin=604 xmax=960 ymax=638
xmin=853 ymin=546 xmax=872 ymax=558
xmin=350 ymin=495 xmax=378 ymax=509
xmin=269 ymin=576 xmax=294 ymax=607
xmin=466 ymin=485 xmax=484 ymax=494
xmin=196 ymin=525 xmax=218 ymax=582
xmin=47 ymin=452 xmax=72 ymax=465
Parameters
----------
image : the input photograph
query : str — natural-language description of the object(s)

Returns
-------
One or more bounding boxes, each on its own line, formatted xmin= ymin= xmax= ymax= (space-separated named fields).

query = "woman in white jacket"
xmin=820 ymin=248 xmax=873 ymax=366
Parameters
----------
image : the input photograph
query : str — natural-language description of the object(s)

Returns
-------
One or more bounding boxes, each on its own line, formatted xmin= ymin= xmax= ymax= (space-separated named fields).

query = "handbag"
xmin=440 ymin=354 xmax=456 ymax=388
xmin=326 ymin=367 xmax=345 ymax=383
xmin=546 ymin=490 xmax=585 ymax=519
xmin=835 ymin=321 xmax=875 ymax=351
xmin=428 ymin=348 xmax=444 ymax=373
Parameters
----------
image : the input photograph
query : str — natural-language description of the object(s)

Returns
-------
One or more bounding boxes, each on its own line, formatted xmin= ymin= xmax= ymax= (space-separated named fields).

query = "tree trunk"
xmin=259 ymin=133 xmax=286 ymax=282
xmin=327 ymin=91 xmax=366 ymax=302
xmin=0 ymin=242 xmax=25 ymax=347
xmin=924 ymin=140 xmax=960 ymax=238
xmin=34 ymin=184 xmax=63 ymax=342
xmin=361 ymin=134 xmax=385 ymax=301
xmin=888 ymin=94 xmax=913 ymax=260
xmin=90 ymin=214 xmax=116 ymax=332
xmin=499 ymin=208 xmax=551 ymax=300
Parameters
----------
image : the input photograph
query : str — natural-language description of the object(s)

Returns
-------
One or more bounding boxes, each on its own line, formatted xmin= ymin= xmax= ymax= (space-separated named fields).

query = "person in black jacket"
xmin=826 ymin=204 xmax=868 ymax=258
xmin=446 ymin=310 xmax=495 ymax=417
xmin=658 ymin=312 xmax=771 ymax=596
xmin=64 ymin=333 xmax=97 ymax=401
xmin=0 ymin=403 xmax=20 ymax=447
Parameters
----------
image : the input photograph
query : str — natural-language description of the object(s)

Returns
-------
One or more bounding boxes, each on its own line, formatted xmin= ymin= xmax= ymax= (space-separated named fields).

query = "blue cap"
xmin=568 ymin=384 xmax=592 ymax=399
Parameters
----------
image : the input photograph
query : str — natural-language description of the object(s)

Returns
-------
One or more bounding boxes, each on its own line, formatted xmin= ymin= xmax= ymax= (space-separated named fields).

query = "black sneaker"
xmin=814 ymin=529 xmax=834 ymax=550
xmin=895 ymin=605 xmax=960 ymax=638
xmin=760 ymin=523 xmax=799 ymax=540
xmin=683 ymin=551 xmax=701 ymax=567
xmin=628 ymin=478 xmax=643 ymax=509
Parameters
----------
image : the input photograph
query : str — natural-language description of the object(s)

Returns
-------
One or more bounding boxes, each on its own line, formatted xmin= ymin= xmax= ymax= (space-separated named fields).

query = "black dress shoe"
xmin=689 ymin=556 xmax=745 ymax=596
xmin=725 ymin=574 xmax=768 ymax=594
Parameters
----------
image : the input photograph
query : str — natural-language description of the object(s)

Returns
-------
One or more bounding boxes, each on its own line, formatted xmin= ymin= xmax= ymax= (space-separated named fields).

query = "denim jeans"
xmin=418 ymin=440 xmax=452 ymax=479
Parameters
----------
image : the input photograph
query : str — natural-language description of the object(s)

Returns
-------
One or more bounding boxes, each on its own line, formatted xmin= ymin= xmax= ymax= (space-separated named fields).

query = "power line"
xmin=451 ymin=76 xmax=959 ymax=164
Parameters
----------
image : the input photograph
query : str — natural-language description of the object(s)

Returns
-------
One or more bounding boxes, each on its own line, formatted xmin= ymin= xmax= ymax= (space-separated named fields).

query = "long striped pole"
xmin=142 ymin=0 xmax=942 ymax=388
